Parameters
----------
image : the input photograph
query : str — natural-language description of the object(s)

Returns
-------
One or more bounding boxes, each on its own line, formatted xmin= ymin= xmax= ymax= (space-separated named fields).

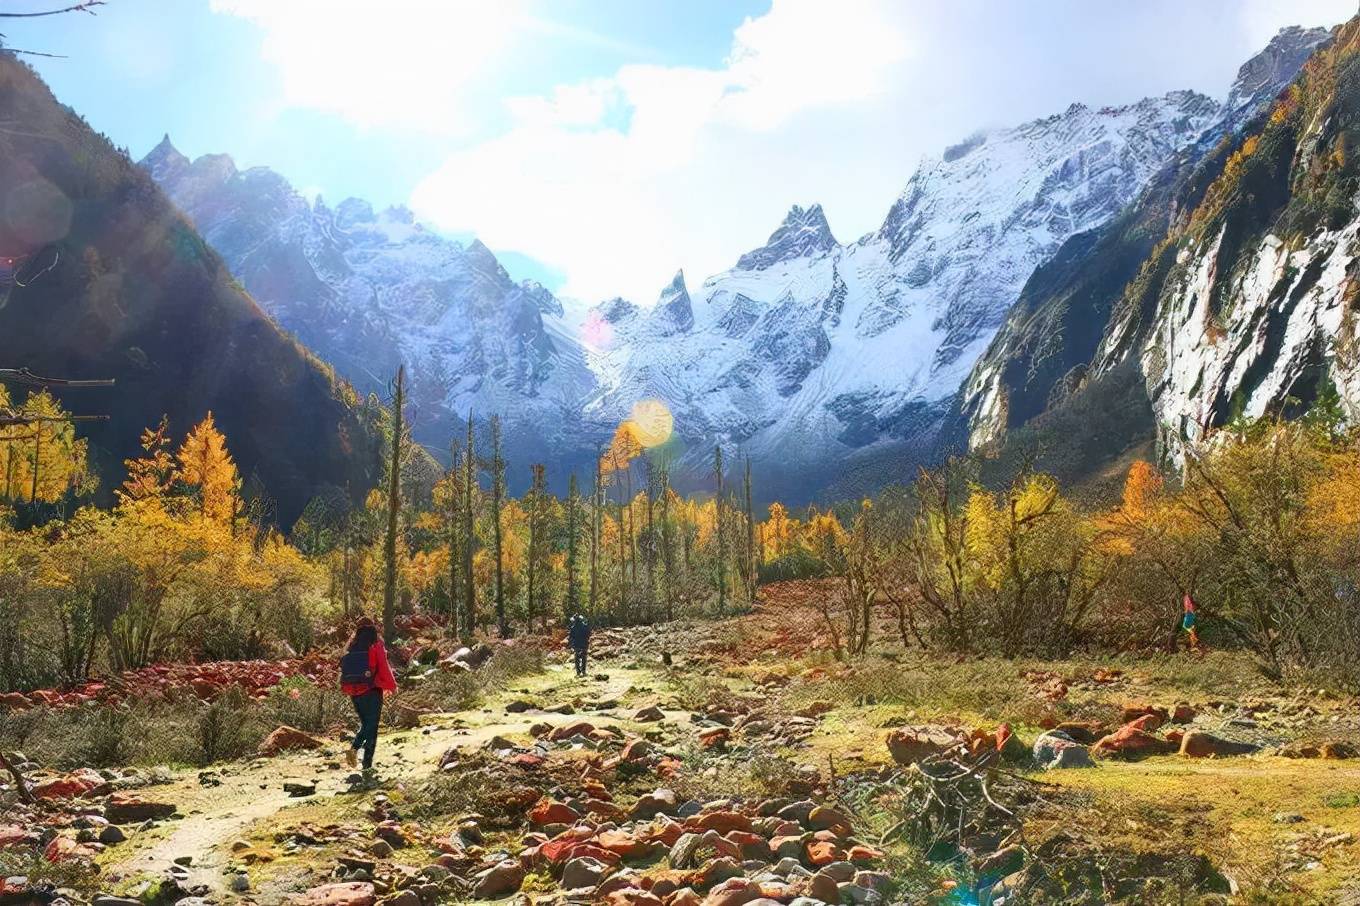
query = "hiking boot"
xmin=345 ymin=748 xmax=358 ymax=769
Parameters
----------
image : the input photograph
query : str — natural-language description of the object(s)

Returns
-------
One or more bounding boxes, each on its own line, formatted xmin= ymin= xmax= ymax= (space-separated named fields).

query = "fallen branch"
xmin=0 ymin=750 xmax=33 ymax=803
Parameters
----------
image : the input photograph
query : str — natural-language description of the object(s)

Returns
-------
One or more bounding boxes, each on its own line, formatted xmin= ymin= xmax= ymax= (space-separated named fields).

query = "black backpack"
xmin=339 ymin=647 xmax=373 ymax=688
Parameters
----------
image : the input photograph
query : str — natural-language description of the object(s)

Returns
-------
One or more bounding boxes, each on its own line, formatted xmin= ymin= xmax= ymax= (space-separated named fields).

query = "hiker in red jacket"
xmin=339 ymin=617 xmax=398 ymax=771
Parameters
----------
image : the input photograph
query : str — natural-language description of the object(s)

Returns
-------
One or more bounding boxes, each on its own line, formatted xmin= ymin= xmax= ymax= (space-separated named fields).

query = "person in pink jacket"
xmin=339 ymin=617 xmax=397 ymax=770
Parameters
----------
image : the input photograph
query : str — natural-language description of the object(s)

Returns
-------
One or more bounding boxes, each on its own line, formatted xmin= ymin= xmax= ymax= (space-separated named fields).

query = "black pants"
xmin=350 ymin=689 xmax=383 ymax=769
xmin=573 ymin=645 xmax=588 ymax=676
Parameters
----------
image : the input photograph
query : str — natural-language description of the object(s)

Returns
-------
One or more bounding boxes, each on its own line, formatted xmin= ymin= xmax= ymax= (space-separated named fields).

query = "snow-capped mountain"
xmin=142 ymin=138 xmax=598 ymax=471
xmin=141 ymin=25 xmax=1338 ymax=502
xmin=957 ymin=25 xmax=1333 ymax=456
xmin=584 ymin=90 xmax=1220 ymax=481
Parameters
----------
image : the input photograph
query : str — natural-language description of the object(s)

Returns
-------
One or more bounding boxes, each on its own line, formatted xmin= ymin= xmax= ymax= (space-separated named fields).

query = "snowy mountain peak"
xmin=737 ymin=202 xmax=838 ymax=271
xmin=652 ymin=269 xmax=694 ymax=334
xmin=142 ymin=134 xmax=189 ymax=183
xmin=1223 ymin=25 xmax=1330 ymax=122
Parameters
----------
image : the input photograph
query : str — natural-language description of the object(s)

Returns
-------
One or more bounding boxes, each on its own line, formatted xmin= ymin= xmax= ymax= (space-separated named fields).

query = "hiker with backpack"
xmin=339 ymin=617 xmax=397 ymax=771
xmin=568 ymin=613 xmax=591 ymax=677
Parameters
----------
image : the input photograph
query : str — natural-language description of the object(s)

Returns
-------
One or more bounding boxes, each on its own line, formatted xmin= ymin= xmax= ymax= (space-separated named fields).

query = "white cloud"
xmin=210 ymin=0 xmax=529 ymax=132
xmin=246 ymin=0 xmax=1351 ymax=307
xmin=412 ymin=0 xmax=913 ymax=303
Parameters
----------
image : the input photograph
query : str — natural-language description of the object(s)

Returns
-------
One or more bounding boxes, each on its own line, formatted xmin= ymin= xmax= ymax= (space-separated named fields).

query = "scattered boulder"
xmin=1120 ymin=704 xmax=1169 ymax=729
xmin=529 ymin=798 xmax=581 ymax=825
xmin=634 ymin=705 xmax=666 ymax=722
xmin=561 ymin=855 xmax=614 ymax=890
xmin=1090 ymin=723 xmax=1175 ymax=760
xmin=630 ymin=788 xmax=678 ymax=820
xmin=1279 ymin=739 xmax=1358 ymax=760
xmin=472 ymin=859 xmax=524 ymax=898
xmin=1032 ymin=731 xmax=1093 ymax=769
xmin=886 ymin=726 xmax=962 ymax=765
xmin=105 ymin=792 xmax=176 ymax=823
xmin=260 ymin=726 xmax=325 ymax=756
xmin=290 ymin=882 xmax=376 ymax=906
xmin=1179 ymin=731 xmax=1260 ymax=759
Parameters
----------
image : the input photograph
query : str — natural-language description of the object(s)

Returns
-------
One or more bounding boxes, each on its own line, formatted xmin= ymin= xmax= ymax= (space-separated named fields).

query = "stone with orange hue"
xmin=598 ymin=829 xmax=653 ymax=859
xmin=606 ymin=889 xmax=665 ymax=906
xmin=290 ymin=883 xmax=376 ymax=906
xmin=1120 ymin=704 xmax=1168 ymax=729
xmin=725 ymin=830 xmax=771 ymax=862
xmin=1178 ymin=731 xmax=1259 ymax=758
xmin=805 ymin=840 xmax=841 ymax=866
xmin=0 ymin=826 xmax=35 ymax=849
xmin=1170 ymin=703 xmax=1196 ymax=723
xmin=0 ymin=692 xmax=30 ymax=710
xmin=43 ymin=837 xmax=96 ymax=864
xmin=529 ymin=798 xmax=581 ymax=825
xmin=106 ymin=792 xmax=176 ymax=823
xmin=698 ymin=727 xmax=730 ymax=750
xmin=1090 ymin=723 xmax=1174 ymax=760
xmin=846 ymin=844 xmax=883 ymax=862
xmin=259 ymin=725 xmax=325 ymax=756
xmin=549 ymin=721 xmax=597 ymax=741
xmin=700 ymin=878 xmax=764 ymax=906
xmin=886 ymin=725 xmax=962 ymax=765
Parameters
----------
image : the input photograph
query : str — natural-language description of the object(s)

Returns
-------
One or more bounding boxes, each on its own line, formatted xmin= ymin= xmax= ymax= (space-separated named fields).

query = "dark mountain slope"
xmin=0 ymin=55 xmax=385 ymax=526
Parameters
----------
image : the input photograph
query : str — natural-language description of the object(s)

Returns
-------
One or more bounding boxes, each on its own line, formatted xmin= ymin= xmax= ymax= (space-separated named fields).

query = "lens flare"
xmin=582 ymin=310 xmax=615 ymax=350
xmin=630 ymin=399 xmax=673 ymax=448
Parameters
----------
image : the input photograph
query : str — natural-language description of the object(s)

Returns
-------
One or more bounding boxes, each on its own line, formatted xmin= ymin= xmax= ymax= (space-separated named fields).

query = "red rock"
xmin=1178 ymin=731 xmax=1259 ymax=758
xmin=686 ymin=811 xmax=752 ymax=835
xmin=43 ymin=837 xmax=96 ymax=864
xmin=0 ymin=826 xmax=35 ymax=849
xmin=549 ymin=721 xmax=597 ymax=741
xmin=1120 ymin=704 xmax=1168 ymax=729
xmin=506 ymin=752 xmax=546 ymax=768
xmin=529 ymin=798 xmax=581 ymax=825
xmin=622 ymin=738 xmax=657 ymax=761
xmin=698 ymin=727 xmax=731 ymax=750
xmin=805 ymin=840 xmax=841 ymax=866
xmin=1171 ymin=703 xmax=1196 ymax=723
xmin=259 ymin=725 xmax=325 ymax=756
xmin=106 ymin=792 xmax=176 ymax=823
xmin=724 ymin=830 xmax=770 ymax=861
xmin=667 ymin=890 xmax=702 ymax=906
xmin=701 ymin=877 xmax=763 ymax=906
xmin=597 ymin=829 xmax=649 ymax=858
xmin=846 ymin=844 xmax=883 ymax=862
xmin=886 ymin=725 xmax=962 ymax=764
xmin=290 ymin=882 xmax=376 ymax=906
xmin=32 ymin=772 xmax=104 ymax=800
xmin=646 ymin=817 xmax=685 ymax=847
xmin=541 ymin=839 xmax=621 ymax=866
xmin=1090 ymin=724 xmax=1174 ymax=759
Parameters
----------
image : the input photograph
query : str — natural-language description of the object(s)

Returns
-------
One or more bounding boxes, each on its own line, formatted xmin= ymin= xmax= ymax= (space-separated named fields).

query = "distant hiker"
xmin=568 ymin=613 xmax=592 ymax=677
xmin=339 ymin=617 xmax=397 ymax=771
xmin=1181 ymin=593 xmax=1201 ymax=651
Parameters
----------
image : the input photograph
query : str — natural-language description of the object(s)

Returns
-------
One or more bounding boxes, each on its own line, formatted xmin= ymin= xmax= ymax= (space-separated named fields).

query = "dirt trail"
xmin=103 ymin=662 xmax=670 ymax=895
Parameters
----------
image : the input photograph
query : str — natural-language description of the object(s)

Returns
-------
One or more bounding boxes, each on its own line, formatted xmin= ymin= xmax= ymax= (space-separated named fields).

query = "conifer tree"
xmin=490 ymin=414 xmax=508 ymax=637
xmin=381 ymin=366 xmax=405 ymax=644
xmin=526 ymin=462 xmax=546 ymax=630
xmin=714 ymin=445 xmax=727 ymax=614
xmin=177 ymin=412 xmax=240 ymax=523
xmin=462 ymin=412 xmax=476 ymax=637
xmin=566 ymin=472 xmax=581 ymax=620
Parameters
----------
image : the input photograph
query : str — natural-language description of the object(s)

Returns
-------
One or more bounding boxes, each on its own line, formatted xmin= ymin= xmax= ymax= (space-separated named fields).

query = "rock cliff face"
xmin=958 ymin=26 xmax=1334 ymax=461
xmin=585 ymin=90 xmax=1219 ymax=486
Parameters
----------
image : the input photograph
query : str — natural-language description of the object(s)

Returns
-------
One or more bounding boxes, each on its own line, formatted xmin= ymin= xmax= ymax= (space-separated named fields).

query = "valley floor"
xmin=9 ymin=580 xmax=1360 ymax=906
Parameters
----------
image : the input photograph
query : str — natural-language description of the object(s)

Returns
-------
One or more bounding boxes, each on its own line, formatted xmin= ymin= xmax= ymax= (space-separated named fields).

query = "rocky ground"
xmin=4 ymin=581 xmax=1360 ymax=906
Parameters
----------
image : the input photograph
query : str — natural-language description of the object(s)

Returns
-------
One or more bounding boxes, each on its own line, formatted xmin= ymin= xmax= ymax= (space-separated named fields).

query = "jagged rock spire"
xmin=736 ymin=203 xmax=838 ymax=271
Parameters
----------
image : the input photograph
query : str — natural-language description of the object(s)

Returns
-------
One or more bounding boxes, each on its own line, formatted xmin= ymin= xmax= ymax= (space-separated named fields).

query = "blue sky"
xmin=9 ymin=0 xmax=1357 ymax=303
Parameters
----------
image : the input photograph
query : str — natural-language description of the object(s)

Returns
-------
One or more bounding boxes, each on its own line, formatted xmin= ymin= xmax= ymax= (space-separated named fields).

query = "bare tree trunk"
xmin=381 ymin=365 xmax=405 ymax=644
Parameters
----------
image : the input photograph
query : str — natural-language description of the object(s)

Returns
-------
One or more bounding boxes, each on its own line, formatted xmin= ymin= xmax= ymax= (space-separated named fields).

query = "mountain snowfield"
xmin=958 ymin=25 xmax=1333 ymax=453
xmin=582 ymin=90 xmax=1221 ymax=478
xmin=142 ymin=26 xmax=1329 ymax=498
